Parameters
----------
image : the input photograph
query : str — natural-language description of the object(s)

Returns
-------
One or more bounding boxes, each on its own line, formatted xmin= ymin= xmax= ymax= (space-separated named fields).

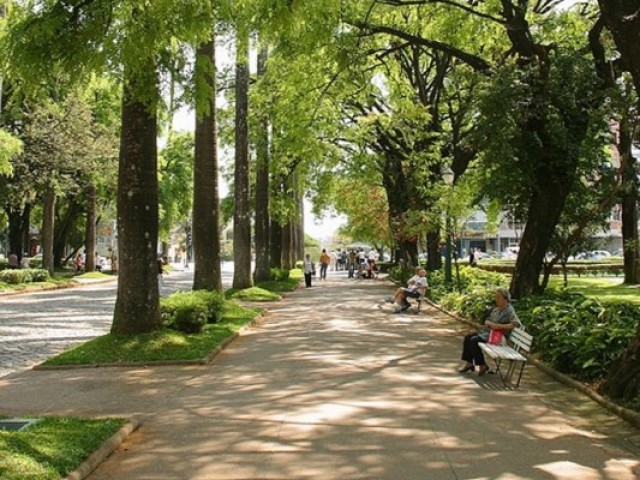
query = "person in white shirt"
xmin=393 ymin=269 xmax=428 ymax=312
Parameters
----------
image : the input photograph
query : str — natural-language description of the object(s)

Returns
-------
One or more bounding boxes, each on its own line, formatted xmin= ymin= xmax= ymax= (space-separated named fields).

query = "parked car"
xmin=589 ymin=250 xmax=611 ymax=260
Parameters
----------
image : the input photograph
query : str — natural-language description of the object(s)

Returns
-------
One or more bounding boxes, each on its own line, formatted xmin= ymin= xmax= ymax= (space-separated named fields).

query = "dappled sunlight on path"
xmin=0 ymin=275 xmax=638 ymax=479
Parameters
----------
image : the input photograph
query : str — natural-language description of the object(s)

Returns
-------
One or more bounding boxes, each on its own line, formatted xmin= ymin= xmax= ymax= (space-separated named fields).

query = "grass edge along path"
xmin=40 ymin=302 xmax=263 ymax=368
xmin=0 ymin=417 xmax=128 ymax=480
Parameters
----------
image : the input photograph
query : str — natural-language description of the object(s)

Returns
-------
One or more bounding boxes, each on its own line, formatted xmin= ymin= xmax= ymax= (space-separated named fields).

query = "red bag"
xmin=487 ymin=329 xmax=504 ymax=345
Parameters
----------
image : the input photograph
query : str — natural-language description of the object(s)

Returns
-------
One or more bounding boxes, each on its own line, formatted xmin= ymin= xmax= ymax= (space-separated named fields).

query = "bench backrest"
xmin=509 ymin=328 xmax=533 ymax=354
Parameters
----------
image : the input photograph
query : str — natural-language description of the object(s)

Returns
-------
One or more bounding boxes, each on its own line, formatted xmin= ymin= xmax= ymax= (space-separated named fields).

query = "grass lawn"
xmin=75 ymin=271 xmax=114 ymax=280
xmin=548 ymin=276 xmax=640 ymax=305
xmin=226 ymin=287 xmax=282 ymax=301
xmin=0 ymin=276 xmax=75 ymax=293
xmin=0 ymin=417 xmax=127 ymax=480
xmin=42 ymin=302 xmax=262 ymax=366
xmin=256 ymin=278 xmax=300 ymax=292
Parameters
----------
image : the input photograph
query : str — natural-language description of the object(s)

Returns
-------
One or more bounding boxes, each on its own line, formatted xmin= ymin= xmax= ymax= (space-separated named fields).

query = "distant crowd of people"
xmin=303 ymin=247 xmax=380 ymax=288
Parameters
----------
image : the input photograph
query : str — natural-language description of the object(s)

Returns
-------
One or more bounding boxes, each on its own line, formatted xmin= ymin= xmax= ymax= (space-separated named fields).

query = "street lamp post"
xmin=442 ymin=168 xmax=455 ymax=286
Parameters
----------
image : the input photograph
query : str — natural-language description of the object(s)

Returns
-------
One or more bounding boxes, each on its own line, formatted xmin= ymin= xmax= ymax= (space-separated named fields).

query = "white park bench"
xmin=479 ymin=327 xmax=533 ymax=388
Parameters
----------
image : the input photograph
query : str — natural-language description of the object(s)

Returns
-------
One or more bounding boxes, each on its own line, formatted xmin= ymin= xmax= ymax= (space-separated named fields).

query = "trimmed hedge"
xmin=478 ymin=263 xmax=624 ymax=276
xmin=161 ymin=290 xmax=226 ymax=334
xmin=0 ymin=268 xmax=50 ymax=284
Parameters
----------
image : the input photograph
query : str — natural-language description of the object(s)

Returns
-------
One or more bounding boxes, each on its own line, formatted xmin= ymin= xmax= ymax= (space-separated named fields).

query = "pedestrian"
xmin=157 ymin=256 xmax=168 ymax=293
xmin=74 ymin=253 xmax=84 ymax=272
xmin=348 ymin=249 xmax=357 ymax=278
xmin=469 ymin=248 xmax=476 ymax=267
xmin=303 ymin=254 xmax=314 ymax=288
xmin=319 ymin=249 xmax=331 ymax=280
xmin=8 ymin=252 xmax=18 ymax=269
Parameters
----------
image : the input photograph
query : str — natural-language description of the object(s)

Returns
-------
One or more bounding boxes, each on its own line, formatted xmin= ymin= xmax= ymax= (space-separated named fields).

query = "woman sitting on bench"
xmin=458 ymin=288 xmax=521 ymax=376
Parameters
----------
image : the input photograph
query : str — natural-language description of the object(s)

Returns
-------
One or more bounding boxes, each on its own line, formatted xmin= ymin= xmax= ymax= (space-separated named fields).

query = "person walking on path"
xmin=319 ymin=249 xmax=330 ymax=280
xmin=303 ymin=254 xmax=314 ymax=288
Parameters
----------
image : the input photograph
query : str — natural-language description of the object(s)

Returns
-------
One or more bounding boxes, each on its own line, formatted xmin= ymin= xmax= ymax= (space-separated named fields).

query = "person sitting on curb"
xmin=393 ymin=268 xmax=428 ymax=312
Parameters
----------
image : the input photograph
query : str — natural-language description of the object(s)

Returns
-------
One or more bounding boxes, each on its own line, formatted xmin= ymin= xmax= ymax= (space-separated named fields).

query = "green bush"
xmin=270 ymin=268 xmax=290 ymax=281
xmin=515 ymin=290 xmax=638 ymax=381
xmin=191 ymin=290 xmax=226 ymax=323
xmin=161 ymin=290 xmax=225 ymax=334
xmin=388 ymin=265 xmax=415 ymax=285
xmin=29 ymin=269 xmax=50 ymax=282
xmin=0 ymin=268 xmax=51 ymax=284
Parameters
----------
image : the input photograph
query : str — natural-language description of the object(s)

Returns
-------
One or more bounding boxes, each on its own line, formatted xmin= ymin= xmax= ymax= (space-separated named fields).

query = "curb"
xmin=65 ymin=418 xmax=140 ymax=480
xmin=426 ymin=298 xmax=640 ymax=429
xmin=33 ymin=311 xmax=267 ymax=372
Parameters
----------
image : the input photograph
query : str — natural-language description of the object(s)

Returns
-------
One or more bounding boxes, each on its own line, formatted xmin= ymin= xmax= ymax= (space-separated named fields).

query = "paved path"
xmin=0 ymin=265 xmax=234 ymax=379
xmin=0 ymin=275 xmax=639 ymax=479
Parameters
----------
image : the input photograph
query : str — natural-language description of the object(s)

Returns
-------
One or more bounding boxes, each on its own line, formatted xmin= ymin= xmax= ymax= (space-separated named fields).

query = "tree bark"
xmin=84 ymin=182 xmax=97 ymax=272
xmin=270 ymin=219 xmax=282 ymax=269
xmin=53 ymin=198 xmax=82 ymax=268
xmin=41 ymin=185 xmax=56 ymax=275
xmin=193 ymin=31 xmax=223 ymax=292
xmin=510 ymin=183 xmax=572 ymax=298
xmin=111 ymin=64 xmax=162 ymax=335
xmin=232 ymin=31 xmax=252 ymax=289
xmin=619 ymin=124 xmax=640 ymax=284
xmin=7 ymin=207 xmax=24 ymax=261
xmin=598 ymin=1 xmax=640 ymax=102
xmin=426 ymin=231 xmax=441 ymax=272
xmin=254 ymin=43 xmax=271 ymax=284
xmin=296 ymin=187 xmax=305 ymax=261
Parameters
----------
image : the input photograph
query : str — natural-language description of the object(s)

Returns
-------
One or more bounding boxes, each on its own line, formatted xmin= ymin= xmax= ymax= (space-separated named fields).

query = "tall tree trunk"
xmin=296 ymin=187 xmax=305 ymax=261
xmin=53 ymin=199 xmax=82 ymax=268
xmin=254 ymin=43 xmax=271 ymax=283
xmin=619 ymin=125 xmax=640 ymax=284
xmin=7 ymin=208 xmax=24 ymax=261
xmin=232 ymin=31 xmax=252 ymax=289
xmin=281 ymin=221 xmax=294 ymax=270
xmin=381 ymin=153 xmax=418 ymax=266
xmin=111 ymin=64 xmax=162 ymax=335
xmin=41 ymin=185 xmax=56 ymax=275
xmin=193 ymin=30 xmax=223 ymax=291
xmin=270 ymin=220 xmax=282 ymax=269
xmin=22 ymin=204 xmax=30 ymax=258
xmin=426 ymin=231 xmax=441 ymax=272
xmin=84 ymin=182 xmax=97 ymax=272
xmin=510 ymin=182 xmax=572 ymax=298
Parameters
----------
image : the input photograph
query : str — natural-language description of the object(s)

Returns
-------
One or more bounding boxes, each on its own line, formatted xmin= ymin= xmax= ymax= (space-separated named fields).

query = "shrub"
xmin=515 ymin=290 xmax=639 ymax=381
xmin=0 ymin=268 xmax=51 ymax=284
xmin=270 ymin=268 xmax=290 ymax=281
xmin=191 ymin=290 xmax=226 ymax=323
xmin=29 ymin=269 xmax=50 ymax=282
xmin=161 ymin=292 xmax=207 ymax=333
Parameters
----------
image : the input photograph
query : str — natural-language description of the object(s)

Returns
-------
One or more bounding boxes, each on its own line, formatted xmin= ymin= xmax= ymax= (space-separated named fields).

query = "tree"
xmin=232 ymin=30 xmax=252 ymax=289
xmin=253 ymin=42 xmax=271 ymax=283
xmin=193 ymin=27 xmax=223 ymax=291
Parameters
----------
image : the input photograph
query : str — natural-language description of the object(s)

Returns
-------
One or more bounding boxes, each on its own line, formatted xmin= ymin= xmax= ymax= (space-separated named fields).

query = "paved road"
xmin=0 ymin=264 xmax=235 ymax=379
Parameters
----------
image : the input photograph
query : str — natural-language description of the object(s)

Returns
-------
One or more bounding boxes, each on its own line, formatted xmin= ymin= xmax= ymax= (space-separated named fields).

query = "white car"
xmin=590 ymin=250 xmax=611 ymax=260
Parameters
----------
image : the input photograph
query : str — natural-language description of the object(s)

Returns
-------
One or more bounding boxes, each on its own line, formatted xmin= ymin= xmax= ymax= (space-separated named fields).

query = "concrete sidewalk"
xmin=0 ymin=276 xmax=639 ymax=479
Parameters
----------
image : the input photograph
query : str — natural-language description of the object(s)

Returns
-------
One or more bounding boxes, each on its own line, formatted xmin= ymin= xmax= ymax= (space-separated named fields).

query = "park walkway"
xmin=0 ymin=274 xmax=639 ymax=479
